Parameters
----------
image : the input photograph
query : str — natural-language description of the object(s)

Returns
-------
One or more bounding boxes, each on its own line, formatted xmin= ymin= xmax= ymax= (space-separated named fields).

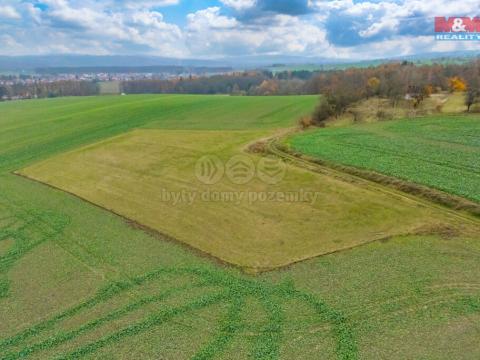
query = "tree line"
xmin=1 ymin=60 xmax=479 ymax=112
xmin=0 ymin=80 xmax=98 ymax=100
xmin=305 ymin=60 xmax=480 ymax=125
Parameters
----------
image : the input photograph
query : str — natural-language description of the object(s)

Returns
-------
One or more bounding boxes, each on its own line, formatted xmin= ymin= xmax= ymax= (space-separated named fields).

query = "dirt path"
xmin=267 ymin=136 xmax=480 ymax=229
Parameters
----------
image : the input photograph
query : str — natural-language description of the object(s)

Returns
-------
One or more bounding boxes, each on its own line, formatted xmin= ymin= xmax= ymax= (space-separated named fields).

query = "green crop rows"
xmin=0 ymin=199 xmax=69 ymax=298
xmin=0 ymin=266 xmax=357 ymax=360
xmin=287 ymin=115 xmax=480 ymax=202
xmin=2 ymin=262 xmax=478 ymax=359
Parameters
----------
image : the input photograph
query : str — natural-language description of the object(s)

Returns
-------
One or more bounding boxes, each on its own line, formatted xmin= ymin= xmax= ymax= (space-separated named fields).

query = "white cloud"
xmin=186 ymin=8 xmax=328 ymax=57
xmin=0 ymin=1 xmax=188 ymax=56
xmin=0 ymin=0 xmax=478 ymax=59
xmin=187 ymin=7 xmax=238 ymax=31
xmin=220 ymin=0 xmax=257 ymax=11
xmin=359 ymin=17 xmax=399 ymax=38
xmin=0 ymin=5 xmax=21 ymax=19
xmin=313 ymin=0 xmax=480 ymax=37
xmin=117 ymin=0 xmax=180 ymax=10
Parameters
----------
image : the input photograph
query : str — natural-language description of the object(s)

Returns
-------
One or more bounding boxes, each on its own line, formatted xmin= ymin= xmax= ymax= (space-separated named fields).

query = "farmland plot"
xmin=288 ymin=115 xmax=480 ymax=202
xmin=20 ymin=129 xmax=463 ymax=270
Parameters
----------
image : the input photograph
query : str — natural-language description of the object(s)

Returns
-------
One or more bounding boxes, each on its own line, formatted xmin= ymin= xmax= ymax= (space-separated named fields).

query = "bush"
xmin=311 ymin=99 xmax=334 ymax=127
xmin=248 ymin=140 xmax=268 ymax=154
xmin=376 ymin=110 xmax=390 ymax=121
xmin=298 ymin=116 xmax=314 ymax=129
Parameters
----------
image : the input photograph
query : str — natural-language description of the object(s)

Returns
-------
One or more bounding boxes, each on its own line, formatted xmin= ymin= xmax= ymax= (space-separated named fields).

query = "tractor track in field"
xmin=267 ymin=135 xmax=480 ymax=230
xmin=0 ymin=266 xmax=358 ymax=360
xmin=2 ymin=263 xmax=478 ymax=360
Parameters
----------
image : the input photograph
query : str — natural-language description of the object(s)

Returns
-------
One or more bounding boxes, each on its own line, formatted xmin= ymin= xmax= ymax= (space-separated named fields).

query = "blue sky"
xmin=0 ymin=0 xmax=478 ymax=59
xmin=154 ymin=0 xmax=219 ymax=25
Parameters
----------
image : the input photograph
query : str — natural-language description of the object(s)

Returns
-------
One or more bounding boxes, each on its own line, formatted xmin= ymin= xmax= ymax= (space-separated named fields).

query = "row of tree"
xmin=1 ymin=60 xmax=479 ymax=109
xmin=121 ymin=73 xmax=269 ymax=95
xmin=0 ymin=80 xmax=98 ymax=99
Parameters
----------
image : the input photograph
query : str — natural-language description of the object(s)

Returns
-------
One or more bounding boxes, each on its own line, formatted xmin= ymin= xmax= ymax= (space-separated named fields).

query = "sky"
xmin=0 ymin=0 xmax=478 ymax=60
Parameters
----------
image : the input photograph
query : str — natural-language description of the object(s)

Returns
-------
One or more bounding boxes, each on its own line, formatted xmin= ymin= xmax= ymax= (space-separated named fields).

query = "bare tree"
xmin=465 ymin=89 xmax=477 ymax=112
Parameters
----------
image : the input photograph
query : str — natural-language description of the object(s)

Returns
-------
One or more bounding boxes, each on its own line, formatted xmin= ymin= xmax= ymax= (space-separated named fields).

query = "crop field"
xmin=288 ymin=115 xmax=480 ymax=203
xmin=0 ymin=95 xmax=479 ymax=359
xmin=19 ymin=129 xmax=454 ymax=270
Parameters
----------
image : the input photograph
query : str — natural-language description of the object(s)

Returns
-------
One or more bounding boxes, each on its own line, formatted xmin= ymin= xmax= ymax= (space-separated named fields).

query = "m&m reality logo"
xmin=435 ymin=17 xmax=480 ymax=40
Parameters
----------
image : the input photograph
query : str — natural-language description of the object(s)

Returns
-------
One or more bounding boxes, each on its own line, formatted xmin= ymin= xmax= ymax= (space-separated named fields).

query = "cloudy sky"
xmin=0 ymin=0 xmax=478 ymax=59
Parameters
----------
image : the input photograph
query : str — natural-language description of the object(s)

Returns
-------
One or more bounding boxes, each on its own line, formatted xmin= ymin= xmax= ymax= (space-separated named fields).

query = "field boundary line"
xmin=268 ymin=136 xmax=480 ymax=227
xmin=10 ymin=171 xmax=424 ymax=274
xmin=11 ymin=172 xmax=245 ymax=271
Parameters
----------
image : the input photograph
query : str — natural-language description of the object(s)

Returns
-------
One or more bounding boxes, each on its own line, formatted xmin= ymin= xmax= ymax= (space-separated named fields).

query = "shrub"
xmin=376 ymin=110 xmax=388 ymax=121
xmin=311 ymin=99 xmax=334 ymax=127
xmin=298 ymin=116 xmax=314 ymax=129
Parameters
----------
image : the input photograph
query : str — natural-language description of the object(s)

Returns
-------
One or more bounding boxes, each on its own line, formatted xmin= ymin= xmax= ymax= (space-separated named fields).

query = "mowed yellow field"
xmin=19 ymin=129 xmax=454 ymax=270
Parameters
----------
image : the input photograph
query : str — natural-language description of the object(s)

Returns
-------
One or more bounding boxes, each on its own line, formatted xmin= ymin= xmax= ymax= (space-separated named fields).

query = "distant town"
xmin=0 ymin=66 xmax=236 ymax=83
xmin=0 ymin=66 xmax=237 ymax=100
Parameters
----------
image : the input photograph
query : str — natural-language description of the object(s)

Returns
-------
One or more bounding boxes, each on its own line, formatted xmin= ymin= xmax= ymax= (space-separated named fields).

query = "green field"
xmin=1 ymin=95 xmax=480 ymax=359
xmin=288 ymin=115 xmax=480 ymax=203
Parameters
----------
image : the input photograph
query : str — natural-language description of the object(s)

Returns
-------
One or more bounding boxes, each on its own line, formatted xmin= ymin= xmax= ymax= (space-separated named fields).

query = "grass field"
xmin=19 ymin=129 xmax=455 ymax=270
xmin=441 ymin=92 xmax=480 ymax=113
xmin=288 ymin=115 xmax=480 ymax=203
xmin=0 ymin=95 xmax=480 ymax=359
